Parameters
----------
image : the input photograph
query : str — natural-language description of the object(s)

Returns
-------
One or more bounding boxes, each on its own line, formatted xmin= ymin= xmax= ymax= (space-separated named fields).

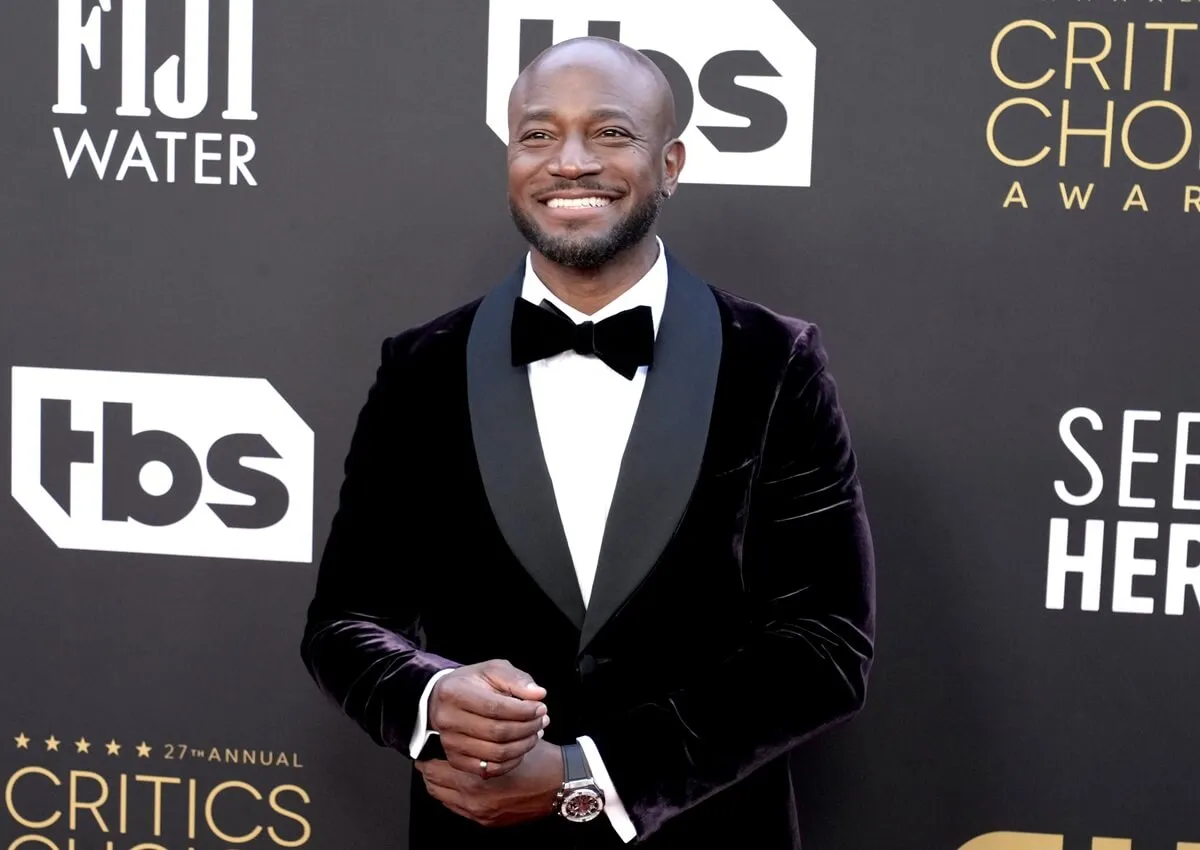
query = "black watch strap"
xmin=562 ymin=742 xmax=590 ymax=783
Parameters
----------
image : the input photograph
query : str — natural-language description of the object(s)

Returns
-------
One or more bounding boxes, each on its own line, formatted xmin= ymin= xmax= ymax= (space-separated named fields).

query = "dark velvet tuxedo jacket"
xmin=300 ymin=253 xmax=875 ymax=849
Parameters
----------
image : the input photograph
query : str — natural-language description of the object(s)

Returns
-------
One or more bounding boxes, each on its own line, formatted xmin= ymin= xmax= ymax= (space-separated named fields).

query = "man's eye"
xmin=523 ymin=131 xmax=551 ymax=141
xmin=599 ymin=128 xmax=629 ymax=137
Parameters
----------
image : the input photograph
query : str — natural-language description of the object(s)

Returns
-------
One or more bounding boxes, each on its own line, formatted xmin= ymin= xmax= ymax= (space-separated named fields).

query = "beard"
xmin=509 ymin=187 xmax=665 ymax=270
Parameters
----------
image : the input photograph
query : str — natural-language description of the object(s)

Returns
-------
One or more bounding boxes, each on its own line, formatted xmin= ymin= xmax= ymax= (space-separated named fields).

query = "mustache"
xmin=538 ymin=180 xmax=624 ymax=195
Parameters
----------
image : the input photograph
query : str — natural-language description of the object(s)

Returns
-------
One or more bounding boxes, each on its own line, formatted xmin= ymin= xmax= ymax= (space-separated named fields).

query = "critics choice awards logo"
xmin=5 ymin=727 xmax=311 ymax=850
xmin=1046 ymin=406 xmax=1200 ymax=615
xmin=10 ymin=367 xmax=314 ymax=563
xmin=987 ymin=4 xmax=1200 ymax=212
xmin=485 ymin=0 xmax=817 ymax=187
xmin=52 ymin=0 xmax=258 ymax=186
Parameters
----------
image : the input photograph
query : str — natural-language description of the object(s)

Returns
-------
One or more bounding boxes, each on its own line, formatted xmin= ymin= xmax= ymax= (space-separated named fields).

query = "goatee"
xmin=509 ymin=189 xmax=665 ymax=270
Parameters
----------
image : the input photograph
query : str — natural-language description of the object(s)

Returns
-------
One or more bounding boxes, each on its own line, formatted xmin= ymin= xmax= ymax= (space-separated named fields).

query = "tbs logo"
xmin=485 ymin=0 xmax=817 ymax=187
xmin=10 ymin=367 xmax=313 ymax=563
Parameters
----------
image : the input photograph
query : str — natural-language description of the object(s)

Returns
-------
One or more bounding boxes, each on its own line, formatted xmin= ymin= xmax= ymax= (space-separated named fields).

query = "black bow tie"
xmin=511 ymin=297 xmax=655 ymax=380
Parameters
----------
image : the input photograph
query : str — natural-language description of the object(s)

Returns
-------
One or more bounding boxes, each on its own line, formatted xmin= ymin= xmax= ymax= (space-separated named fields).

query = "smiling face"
xmin=506 ymin=40 xmax=684 ymax=270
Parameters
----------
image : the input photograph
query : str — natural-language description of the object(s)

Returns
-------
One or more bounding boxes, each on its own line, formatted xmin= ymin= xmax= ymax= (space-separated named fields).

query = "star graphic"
xmin=45 ymin=735 xmax=60 ymax=752
xmin=15 ymin=733 xmax=29 ymax=749
xmin=75 ymin=737 xmax=90 ymax=754
xmin=135 ymin=742 xmax=152 ymax=758
xmin=105 ymin=740 xmax=121 ymax=756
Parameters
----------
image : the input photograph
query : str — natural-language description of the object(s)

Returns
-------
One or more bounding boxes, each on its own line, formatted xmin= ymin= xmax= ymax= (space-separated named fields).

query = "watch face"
xmin=561 ymin=788 xmax=604 ymax=822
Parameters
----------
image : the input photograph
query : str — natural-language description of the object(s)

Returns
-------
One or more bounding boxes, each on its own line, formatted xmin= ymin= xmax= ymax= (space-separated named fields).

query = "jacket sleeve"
xmin=300 ymin=334 xmax=459 ymax=753
xmin=583 ymin=325 xmax=876 ymax=838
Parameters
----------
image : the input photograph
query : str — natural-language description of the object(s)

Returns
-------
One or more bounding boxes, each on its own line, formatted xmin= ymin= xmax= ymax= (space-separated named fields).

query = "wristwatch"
xmin=554 ymin=743 xmax=605 ymax=823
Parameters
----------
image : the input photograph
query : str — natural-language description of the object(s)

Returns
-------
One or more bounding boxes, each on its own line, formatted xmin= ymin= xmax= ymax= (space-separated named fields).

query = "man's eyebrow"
xmin=516 ymin=107 xmax=636 ymax=124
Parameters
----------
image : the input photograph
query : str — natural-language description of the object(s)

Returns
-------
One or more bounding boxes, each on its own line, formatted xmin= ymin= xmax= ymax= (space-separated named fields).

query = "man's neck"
xmin=530 ymin=235 xmax=660 ymax=316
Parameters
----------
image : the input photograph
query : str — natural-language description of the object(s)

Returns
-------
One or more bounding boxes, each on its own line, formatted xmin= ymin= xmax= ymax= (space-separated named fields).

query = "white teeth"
xmin=546 ymin=197 xmax=612 ymax=209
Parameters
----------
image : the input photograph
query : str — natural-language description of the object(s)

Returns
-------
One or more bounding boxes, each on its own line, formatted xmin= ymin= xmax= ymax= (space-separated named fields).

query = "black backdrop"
xmin=3 ymin=2 xmax=1199 ymax=849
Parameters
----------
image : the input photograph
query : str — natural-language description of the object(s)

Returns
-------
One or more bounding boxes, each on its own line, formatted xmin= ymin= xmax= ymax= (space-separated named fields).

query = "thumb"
xmin=483 ymin=660 xmax=547 ymax=699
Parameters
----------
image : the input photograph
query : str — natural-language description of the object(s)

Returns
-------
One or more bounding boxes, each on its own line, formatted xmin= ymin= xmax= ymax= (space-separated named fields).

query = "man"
xmin=301 ymin=36 xmax=875 ymax=850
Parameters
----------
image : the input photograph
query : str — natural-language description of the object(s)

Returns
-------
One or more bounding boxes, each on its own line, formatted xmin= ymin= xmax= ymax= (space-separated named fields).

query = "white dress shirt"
xmin=408 ymin=237 xmax=668 ymax=843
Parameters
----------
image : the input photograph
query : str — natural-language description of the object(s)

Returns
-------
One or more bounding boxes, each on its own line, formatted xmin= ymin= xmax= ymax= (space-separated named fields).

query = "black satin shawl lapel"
xmin=580 ymin=255 xmax=722 ymax=651
xmin=466 ymin=267 xmax=586 ymax=630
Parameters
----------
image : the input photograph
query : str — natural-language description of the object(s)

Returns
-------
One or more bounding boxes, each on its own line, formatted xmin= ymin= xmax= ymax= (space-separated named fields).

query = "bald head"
xmin=510 ymin=36 xmax=678 ymax=142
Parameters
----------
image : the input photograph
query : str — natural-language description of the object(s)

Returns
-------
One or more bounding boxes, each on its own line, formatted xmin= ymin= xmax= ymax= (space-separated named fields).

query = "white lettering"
xmin=1119 ymin=410 xmax=1160 ymax=508
xmin=1173 ymin=413 xmax=1200 ymax=510
xmin=1112 ymin=520 xmax=1158 ymax=614
xmin=224 ymin=0 xmax=258 ymax=119
xmin=195 ymin=132 xmax=223 ymax=184
xmin=53 ymin=0 xmax=109 ymax=115
xmin=117 ymin=0 xmax=151 ymax=117
xmin=156 ymin=131 xmax=188 ymax=183
xmin=229 ymin=134 xmax=257 ymax=185
xmin=114 ymin=130 xmax=158 ymax=181
xmin=154 ymin=0 xmax=211 ymax=120
xmin=1046 ymin=518 xmax=1104 ymax=610
xmin=53 ymin=127 xmax=119 ymax=178
xmin=1055 ymin=407 xmax=1104 ymax=505
xmin=1165 ymin=523 xmax=1200 ymax=615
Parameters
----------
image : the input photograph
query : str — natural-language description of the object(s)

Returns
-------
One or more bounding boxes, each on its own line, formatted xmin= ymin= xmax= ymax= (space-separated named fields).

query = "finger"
xmin=451 ymin=682 xmax=547 ymax=722
xmin=422 ymin=776 xmax=463 ymax=810
xmin=445 ymin=749 xmax=523 ymax=778
xmin=441 ymin=710 xmax=548 ymax=744
xmin=483 ymin=659 xmax=547 ymax=700
xmin=432 ymin=792 xmax=477 ymax=825
xmin=419 ymin=759 xmax=466 ymax=790
xmin=441 ymin=730 xmax=539 ymax=764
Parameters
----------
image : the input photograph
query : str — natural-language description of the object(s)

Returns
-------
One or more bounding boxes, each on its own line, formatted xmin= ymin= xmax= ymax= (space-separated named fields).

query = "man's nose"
xmin=548 ymin=135 xmax=602 ymax=179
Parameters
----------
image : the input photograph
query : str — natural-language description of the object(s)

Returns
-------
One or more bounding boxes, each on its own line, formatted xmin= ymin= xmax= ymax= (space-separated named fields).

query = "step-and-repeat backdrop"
xmin=2 ymin=1 xmax=1198 ymax=848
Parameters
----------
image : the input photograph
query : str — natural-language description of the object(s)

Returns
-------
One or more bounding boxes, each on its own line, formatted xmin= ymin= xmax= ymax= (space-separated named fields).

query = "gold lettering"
xmin=992 ymin=20 xmax=1057 ymax=89
xmin=206 ymin=780 xmax=264 ymax=844
xmin=7 ymin=838 xmax=58 ymax=850
xmin=959 ymin=833 xmax=1063 ymax=850
xmin=1185 ymin=186 xmax=1200 ymax=212
xmin=188 ymin=778 xmax=197 ymax=840
xmin=128 ymin=845 xmax=169 ymax=850
xmin=1059 ymin=182 xmax=1095 ymax=209
xmin=1060 ymin=99 xmax=1114 ymax=167
xmin=1066 ymin=22 xmax=1113 ymax=90
xmin=134 ymin=774 xmax=181 ymax=837
xmin=208 ymin=748 xmax=222 ymax=763
xmin=5 ymin=767 xmax=61 ymax=829
xmin=292 ymin=753 xmax=303 ymax=769
xmin=269 ymin=785 xmax=312 ymax=847
xmin=68 ymin=771 xmax=109 ymax=832
xmin=1123 ymin=185 xmax=1149 ymax=212
xmin=1092 ymin=840 xmax=1131 ymax=850
xmin=241 ymin=750 xmax=258 ymax=765
xmin=1145 ymin=23 xmax=1199 ymax=92
xmin=119 ymin=774 xmax=127 ymax=835
xmin=274 ymin=752 xmax=291 ymax=767
xmin=988 ymin=98 xmax=1052 ymax=166
xmin=225 ymin=749 xmax=239 ymax=764
xmin=1003 ymin=181 xmax=1029 ymax=208
xmin=1121 ymin=100 xmax=1191 ymax=170
xmin=1124 ymin=22 xmax=1135 ymax=91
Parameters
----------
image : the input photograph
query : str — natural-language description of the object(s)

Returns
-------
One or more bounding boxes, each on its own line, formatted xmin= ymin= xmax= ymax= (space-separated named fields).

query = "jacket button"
xmin=577 ymin=654 xmax=596 ymax=677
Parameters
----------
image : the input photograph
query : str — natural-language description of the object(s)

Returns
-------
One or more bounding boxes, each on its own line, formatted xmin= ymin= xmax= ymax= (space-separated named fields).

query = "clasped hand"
xmin=417 ymin=660 xmax=563 ymax=828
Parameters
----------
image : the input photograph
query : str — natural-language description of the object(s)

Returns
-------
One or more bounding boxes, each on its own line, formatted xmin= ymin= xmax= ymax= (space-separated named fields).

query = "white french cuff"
xmin=408 ymin=667 xmax=455 ymax=758
xmin=576 ymin=734 xmax=636 ymax=843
